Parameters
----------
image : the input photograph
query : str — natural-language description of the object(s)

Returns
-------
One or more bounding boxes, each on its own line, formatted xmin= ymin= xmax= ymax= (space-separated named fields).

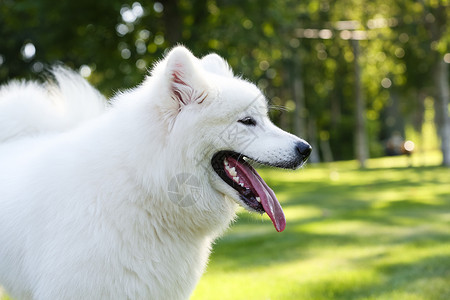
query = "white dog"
xmin=0 ymin=46 xmax=311 ymax=299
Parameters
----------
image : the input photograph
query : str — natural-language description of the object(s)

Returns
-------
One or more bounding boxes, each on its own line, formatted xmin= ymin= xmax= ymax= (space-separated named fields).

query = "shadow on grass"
xmin=211 ymin=229 xmax=360 ymax=271
xmin=308 ymin=254 xmax=450 ymax=300
xmin=211 ymin=220 xmax=450 ymax=271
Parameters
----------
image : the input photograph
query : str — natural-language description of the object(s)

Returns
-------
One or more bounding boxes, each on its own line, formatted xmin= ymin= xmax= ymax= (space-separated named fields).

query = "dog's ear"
xmin=200 ymin=53 xmax=234 ymax=78
xmin=165 ymin=46 xmax=209 ymax=107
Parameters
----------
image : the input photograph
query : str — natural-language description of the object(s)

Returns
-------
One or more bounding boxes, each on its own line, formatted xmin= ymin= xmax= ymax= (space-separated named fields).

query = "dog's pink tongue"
xmin=251 ymin=173 xmax=286 ymax=232
xmin=229 ymin=157 xmax=286 ymax=232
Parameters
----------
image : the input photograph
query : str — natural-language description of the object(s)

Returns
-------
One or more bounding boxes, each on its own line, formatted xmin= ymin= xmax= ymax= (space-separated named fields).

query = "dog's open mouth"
xmin=211 ymin=151 xmax=286 ymax=232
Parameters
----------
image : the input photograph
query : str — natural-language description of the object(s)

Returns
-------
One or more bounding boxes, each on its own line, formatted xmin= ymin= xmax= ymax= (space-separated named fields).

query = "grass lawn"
xmin=191 ymin=152 xmax=450 ymax=300
xmin=1 ymin=153 xmax=448 ymax=300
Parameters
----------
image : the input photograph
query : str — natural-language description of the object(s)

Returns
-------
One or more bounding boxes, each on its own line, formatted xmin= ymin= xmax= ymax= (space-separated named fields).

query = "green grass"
xmin=1 ymin=153 xmax=449 ymax=300
xmin=192 ymin=152 xmax=450 ymax=300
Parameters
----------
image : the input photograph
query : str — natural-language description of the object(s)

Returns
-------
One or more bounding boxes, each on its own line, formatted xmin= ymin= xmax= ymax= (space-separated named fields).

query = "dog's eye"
xmin=238 ymin=117 xmax=257 ymax=126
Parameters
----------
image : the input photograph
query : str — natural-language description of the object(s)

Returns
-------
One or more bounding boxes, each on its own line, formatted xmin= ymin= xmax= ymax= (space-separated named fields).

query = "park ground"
xmin=1 ymin=152 xmax=449 ymax=300
xmin=192 ymin=151 xmax=449 ymax=300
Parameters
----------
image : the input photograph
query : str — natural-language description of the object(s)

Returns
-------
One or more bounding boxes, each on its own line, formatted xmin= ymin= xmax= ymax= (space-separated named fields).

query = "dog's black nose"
xmin=296 ymin=140 xmax=312 ymax=163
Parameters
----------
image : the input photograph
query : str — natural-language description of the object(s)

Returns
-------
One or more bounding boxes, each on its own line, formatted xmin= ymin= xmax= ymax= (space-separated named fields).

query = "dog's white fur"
xmin=0 ymin=47 xmax=305 ymax=299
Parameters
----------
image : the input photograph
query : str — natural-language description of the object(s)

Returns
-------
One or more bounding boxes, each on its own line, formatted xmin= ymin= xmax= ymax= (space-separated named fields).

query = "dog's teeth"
xmin=229 ymin=167 xmax=237 ymax=177
xmin=256 ymin=197 xmax=261 ymax=203
xmin=233 ymin=176 xmax=239 ymax=183
xmin=239 ymin=183 xmax=244 ymax=187
xmin=224 ymin=159 xmax=229 ymax=166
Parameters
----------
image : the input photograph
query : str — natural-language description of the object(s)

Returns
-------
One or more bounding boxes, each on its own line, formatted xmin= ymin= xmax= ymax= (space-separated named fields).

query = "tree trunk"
xmin=435 ymin=58 xmax=450 ymax=167
xmin=308 ymin=118 xmax=320 ymax=163
xmin=320 ymin=138 xmax=334 ymax=162
xmin=161 ymin=0 xmax=183 ymax=46
xmin=352 ymin=39 xmax=368 ymax=168
xmin=292 ymin=55 xmax=306 ymax=139
xmin=292 ymin=55 xmax=320 ymax=163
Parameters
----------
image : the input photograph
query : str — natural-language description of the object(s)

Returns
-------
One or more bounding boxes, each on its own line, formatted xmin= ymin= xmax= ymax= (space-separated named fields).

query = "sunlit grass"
xmin=1 ymin=153 xmax=448 ymax=300
xmin=192 ymin=152 xmax=450 ymax=300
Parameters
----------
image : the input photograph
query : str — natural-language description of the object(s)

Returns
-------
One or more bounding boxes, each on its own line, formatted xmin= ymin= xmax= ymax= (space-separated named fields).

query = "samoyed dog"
xmin=0 ymin=46 xmax=311 ymax=299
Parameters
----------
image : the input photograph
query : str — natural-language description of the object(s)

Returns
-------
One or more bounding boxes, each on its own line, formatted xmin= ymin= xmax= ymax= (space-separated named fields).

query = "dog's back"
xmin=0 ymin=67 xmax=107 ymax=144
xmin=0 ymin=68 xmax=110 ymax=299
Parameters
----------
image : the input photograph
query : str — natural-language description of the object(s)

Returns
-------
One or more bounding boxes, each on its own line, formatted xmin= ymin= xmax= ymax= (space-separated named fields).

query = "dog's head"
xmin=150 ymin=46 xmax=311 ymax=232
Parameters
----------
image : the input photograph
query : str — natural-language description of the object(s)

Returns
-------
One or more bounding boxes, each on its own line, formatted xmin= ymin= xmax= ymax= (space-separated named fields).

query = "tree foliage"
xmin=0 ymin=0 xmax=449 ymax=163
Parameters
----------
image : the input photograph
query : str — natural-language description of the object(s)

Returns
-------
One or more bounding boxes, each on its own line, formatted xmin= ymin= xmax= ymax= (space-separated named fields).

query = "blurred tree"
xmin=384 ymin=0 xmax=450 ymax=166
